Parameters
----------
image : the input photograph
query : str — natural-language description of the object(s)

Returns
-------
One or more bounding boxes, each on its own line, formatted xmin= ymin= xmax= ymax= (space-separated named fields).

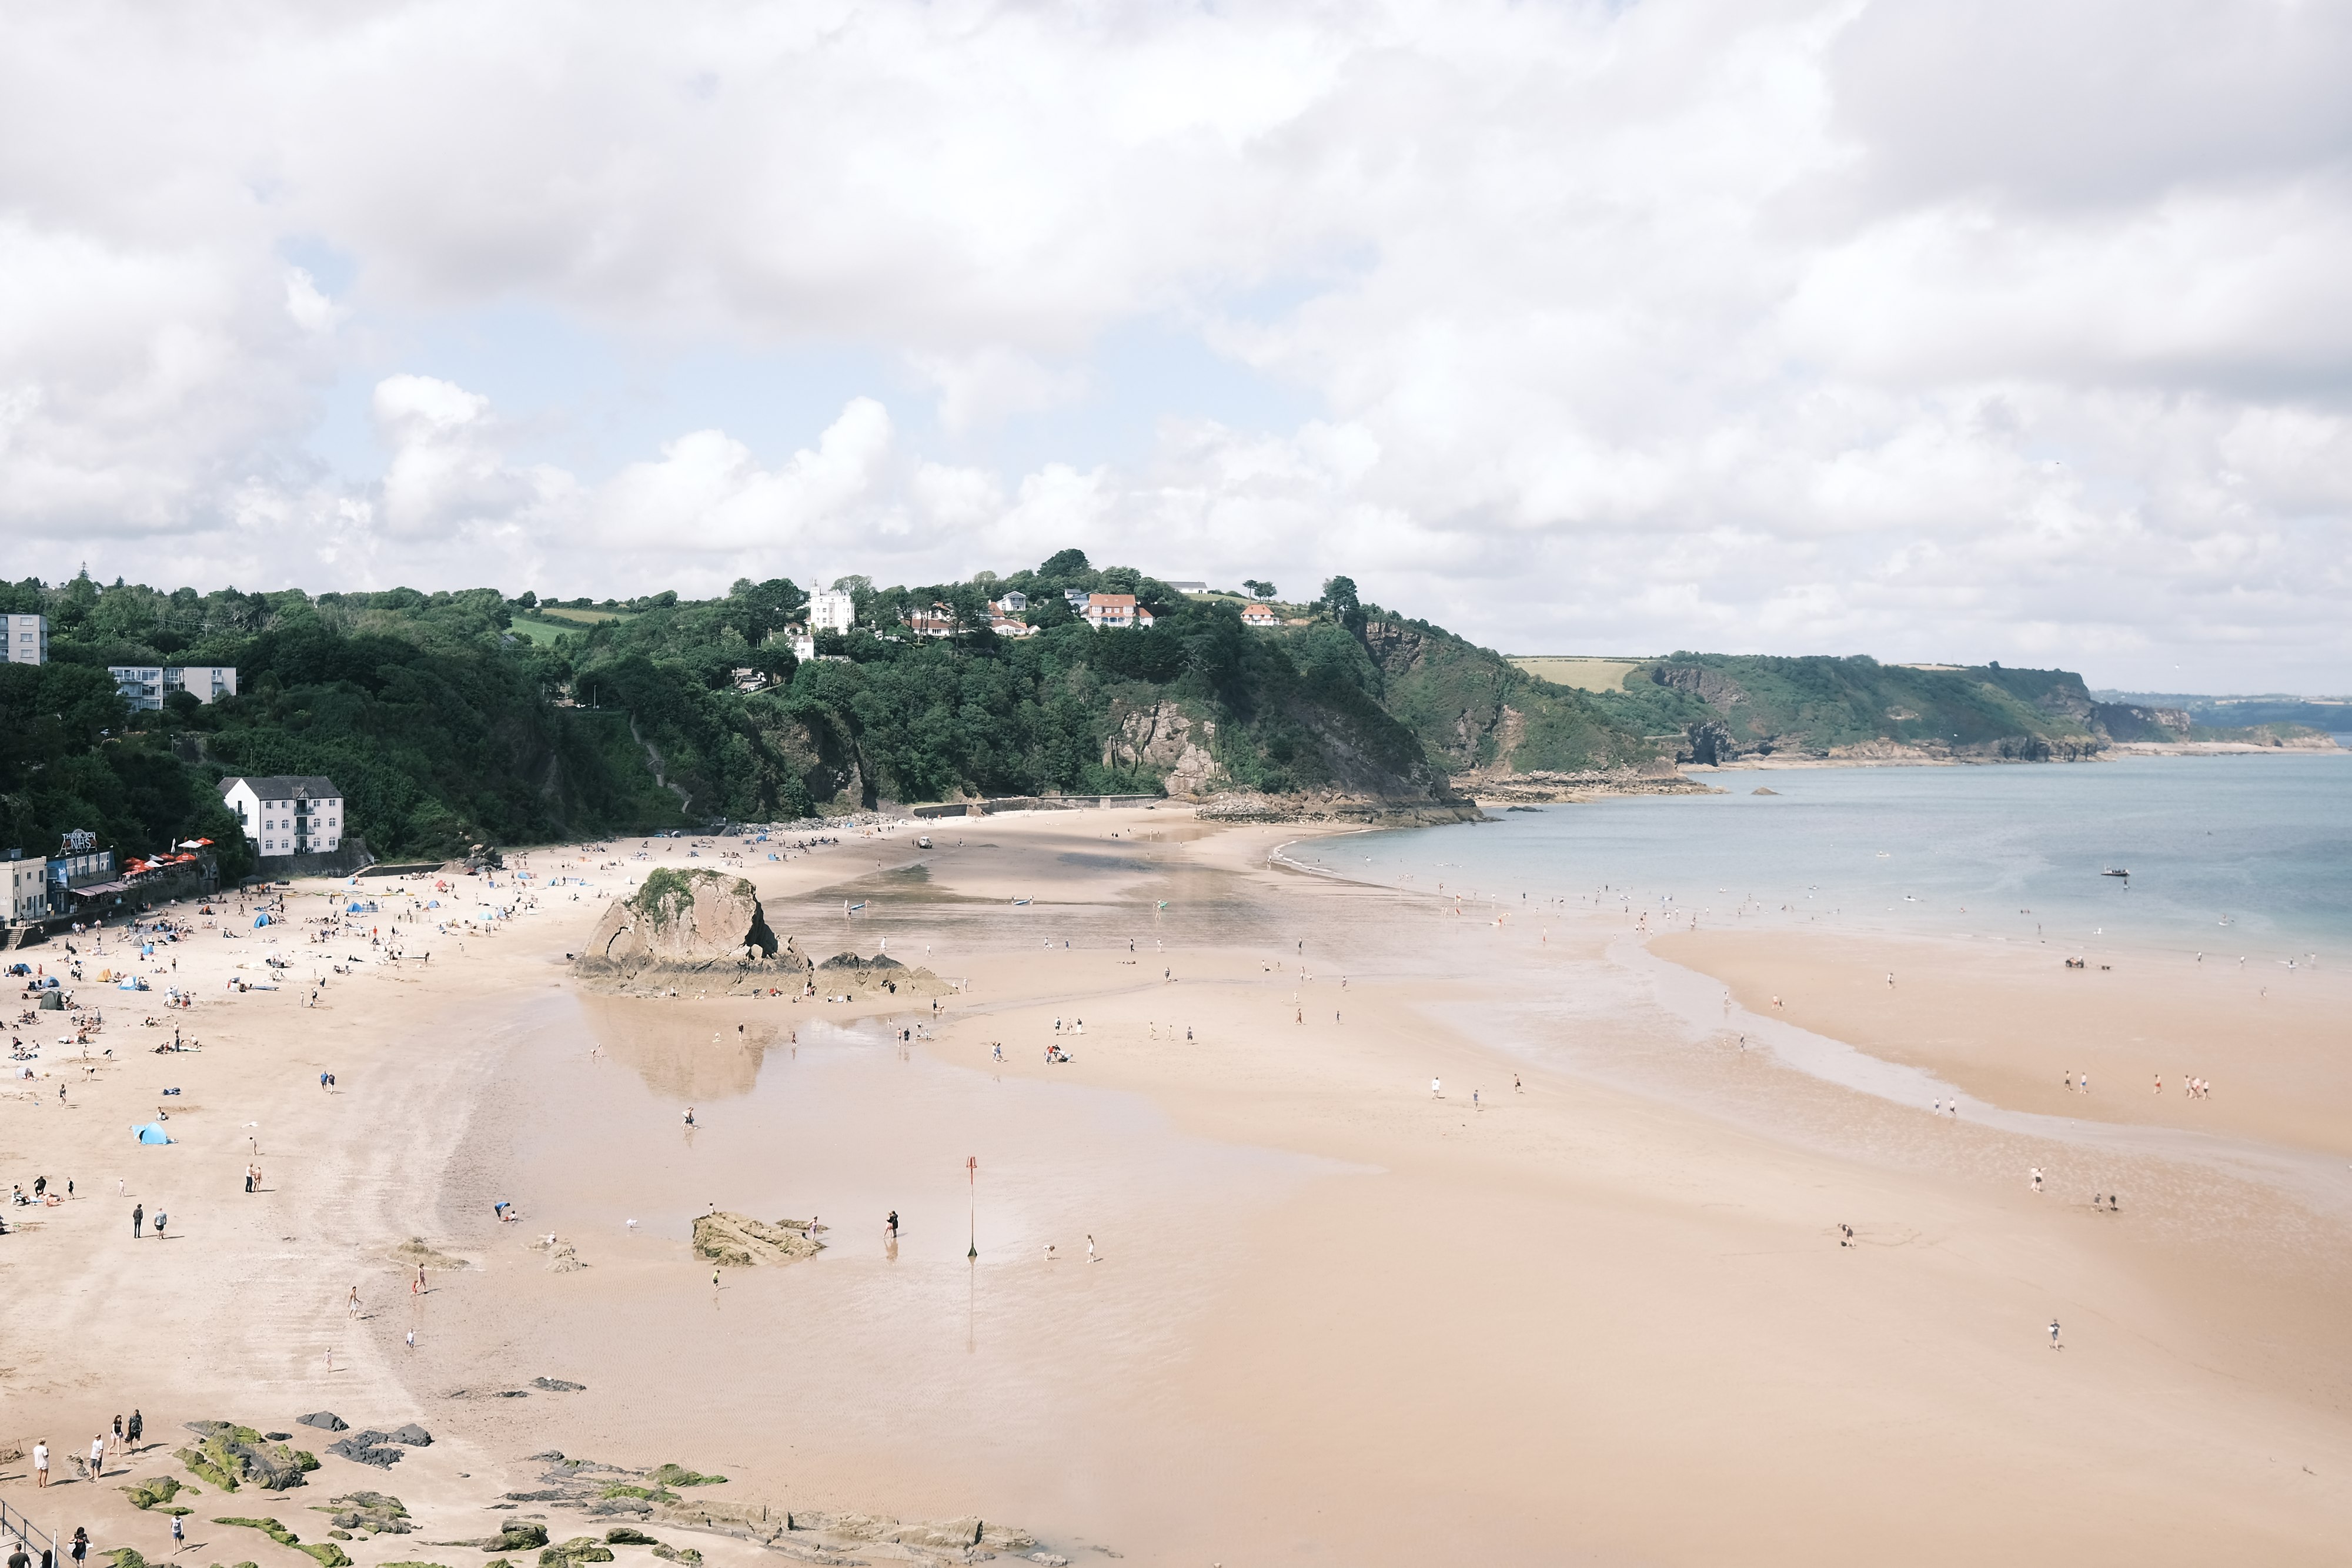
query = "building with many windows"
xmin=219 ymin=775 xmax=346 ymax=859
xmin=808 ymin=587 xmax=857 ymax=634
xmin=108 ymin=664 xmax=239 ymax=711
xmin=4 ymin=613 xmax=47 ymax=666
xmin=4 ymin=851 xmax=49 ymax=922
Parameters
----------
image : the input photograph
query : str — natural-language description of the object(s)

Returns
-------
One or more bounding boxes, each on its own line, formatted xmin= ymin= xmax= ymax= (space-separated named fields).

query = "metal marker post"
xmin=966 ymin=1155 xmax=978 ymax=1259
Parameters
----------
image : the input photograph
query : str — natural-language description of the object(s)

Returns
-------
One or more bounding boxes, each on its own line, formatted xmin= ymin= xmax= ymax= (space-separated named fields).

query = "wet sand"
xmin=5 ymin=808 xmax=2352 ymax=1566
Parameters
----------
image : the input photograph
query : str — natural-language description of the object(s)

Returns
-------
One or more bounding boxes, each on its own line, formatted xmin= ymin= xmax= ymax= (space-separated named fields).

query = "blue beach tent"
xmin=132 ymin=1122 xmax=172 ymax=1144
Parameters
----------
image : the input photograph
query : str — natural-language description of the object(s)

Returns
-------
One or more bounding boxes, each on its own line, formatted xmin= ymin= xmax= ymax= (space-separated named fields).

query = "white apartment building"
xmin=109 ymin=664 xmax=239 ymax=711
xmin=3 ymin=613 xmax=47 ymax=666
xmin=220 ymin=775 xmax=346 ymax=858
xmin=808 ymin=587 xmax=857 ymax=634
xmin=3 ymin=852 xmax=49 ymax=922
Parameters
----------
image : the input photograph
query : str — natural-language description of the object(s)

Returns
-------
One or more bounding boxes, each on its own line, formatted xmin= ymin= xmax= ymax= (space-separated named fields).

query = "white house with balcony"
xmin=4 ymin=613 xmax=46 ymax=666
xmin=109 ymin=664 xmax=239 ymax=711
xmin=220 ymin=775 xmax=346 ymax=860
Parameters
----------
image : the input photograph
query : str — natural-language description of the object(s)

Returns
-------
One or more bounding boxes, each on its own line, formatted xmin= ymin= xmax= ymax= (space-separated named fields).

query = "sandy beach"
xmin=5 ymin=805 xmax=2352 ymax=1566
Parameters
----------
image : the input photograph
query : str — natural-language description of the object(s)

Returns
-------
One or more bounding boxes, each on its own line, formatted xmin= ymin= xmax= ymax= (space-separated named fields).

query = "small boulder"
xmin=529 ymin=1379 xmax=585 ymax=1393
xmin=602 ymin=1529 xmax=657 ymax=1547
xmin=485 ymin=1523 xmax=548 ymax=1553
xmin=387 ymin=1425 xmax=432 ymax=1448
xmin=298 ymin=1414 xmax=348 ymax=1433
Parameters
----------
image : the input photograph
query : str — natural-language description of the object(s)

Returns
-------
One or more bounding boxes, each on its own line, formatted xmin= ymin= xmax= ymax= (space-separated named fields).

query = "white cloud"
xmin=0 ymin=0 xmax=2343 ymax=687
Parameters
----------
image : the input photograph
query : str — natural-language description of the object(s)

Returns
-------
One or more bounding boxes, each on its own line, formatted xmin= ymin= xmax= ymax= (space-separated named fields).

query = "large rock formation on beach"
xmin=811 ymin=950 xmax=954 ymax=998
xmin=574 ymin=870 xmax=789 ymax=990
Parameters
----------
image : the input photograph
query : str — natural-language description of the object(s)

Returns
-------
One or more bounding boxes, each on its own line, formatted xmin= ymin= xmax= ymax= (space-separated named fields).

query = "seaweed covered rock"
xmin=644 ymin=1465 xmax=726 ymax=1489
xmin=122 ymin=1476 xmax=186 ymax=1511
xmin=484 ymin=1523 xmax=549 ymax=1553
xmin=601 ymin=1529 xmax=657 ymax=1547
xmin=691 ymin=1213 xmax=821 ymax=1268
xmin=575 ymin=871 xmax=779 ymax=988
xmin=321 ymin=1492 xmax=412 ymax=1534
xmin=179 ymin=1424 xmax=320 ymax=1491
xmin=648 ymin=1548 xmax=700 ymax=1566
xmin=537 ymin=1538 xmax=614 ymax=1567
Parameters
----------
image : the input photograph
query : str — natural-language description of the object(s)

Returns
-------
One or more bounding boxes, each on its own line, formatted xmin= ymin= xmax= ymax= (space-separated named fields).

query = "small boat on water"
xmin=1012 ymin=897 xmax=1031 ymax=907
xmin=2101 ymin=868 xmax=2131 ymax=878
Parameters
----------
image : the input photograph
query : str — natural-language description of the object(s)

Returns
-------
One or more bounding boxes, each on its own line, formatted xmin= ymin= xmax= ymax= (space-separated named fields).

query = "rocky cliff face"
xmin=1102 ymin=700 xmax=1225 ymax=795
xmin=574 ymin=868 xmax=780 ymax=987
xmin=1652 ymin=664 xmax=1748 ymax=708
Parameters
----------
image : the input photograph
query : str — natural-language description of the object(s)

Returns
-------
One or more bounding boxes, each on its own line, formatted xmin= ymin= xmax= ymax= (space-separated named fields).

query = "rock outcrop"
xmin=810 ymin=951 xmax=953 ymax=999
xmin=691 ymin=1212 xmax=823 ymax=1267
xmin=1102 ymin=700 xmax=1224 ymax=795
xmin=177 ymin=1423 xmax=320 ymax=1491
xmin=574 ymin=870 xmax=795 ymax=991
xmin=495 ymin=1453 xmax=1043 ymax=1567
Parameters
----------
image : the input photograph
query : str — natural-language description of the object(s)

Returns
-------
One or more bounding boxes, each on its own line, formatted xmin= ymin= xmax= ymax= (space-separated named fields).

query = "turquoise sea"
xmin=1297 ymin=752 xmax=2352 ymax=958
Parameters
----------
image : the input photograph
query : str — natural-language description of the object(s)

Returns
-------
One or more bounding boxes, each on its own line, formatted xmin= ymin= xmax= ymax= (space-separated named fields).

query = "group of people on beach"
xmin=25 ymin=1409 xmax=142 ymax=1490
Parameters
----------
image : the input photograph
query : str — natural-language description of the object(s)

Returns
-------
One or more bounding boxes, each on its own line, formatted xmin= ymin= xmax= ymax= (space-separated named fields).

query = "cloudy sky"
xmin=4 ymin=0 xmax=2348 ymax=689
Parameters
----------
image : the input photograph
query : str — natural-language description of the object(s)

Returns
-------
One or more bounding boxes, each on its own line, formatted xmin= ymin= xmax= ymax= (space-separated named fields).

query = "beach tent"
xmin=254 ymin=913 xmax=272 ymax=928
xmin=132 ymin=1122 xmax=172 ymax=1144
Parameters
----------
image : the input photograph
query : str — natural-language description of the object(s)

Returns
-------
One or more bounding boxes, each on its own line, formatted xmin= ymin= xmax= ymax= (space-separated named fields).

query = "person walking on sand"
xmin=2030 ymin=1168 xmax=2043 ymax=1193
xmin=1431 ymin=1076 xmax=1442 ymax=1099
xmin=414 ymin=1262 xmax=426 ymax=1295
xmin=128 ymin=1409 xmax=142 ymax=1452
xmin=348 ymin=1285 xmax=361 ymax=1319
xmin=172 ymin=1513 xmax=185 ymax=1553
xmin=132 ymin=1202 xmax=143 ymax=1239
xmin=1087 ymin=1233 xmax=1099 ymax=1263
xmin=89 ymin=1433 xmax=106 ymax=1479
xmin=2049 ymin=1318 xmax=2062 ymax=1349
xmin=33 ymin=1437 xmax=48 ymax=1486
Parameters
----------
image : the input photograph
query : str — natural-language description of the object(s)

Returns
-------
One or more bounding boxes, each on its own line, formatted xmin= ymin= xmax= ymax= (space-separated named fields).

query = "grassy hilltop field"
xmin=2 ymin=556 xmax=2325 ymax=871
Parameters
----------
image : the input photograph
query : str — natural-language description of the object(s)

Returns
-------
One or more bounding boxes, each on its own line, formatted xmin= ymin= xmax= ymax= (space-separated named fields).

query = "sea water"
xmin=1304 ymin=753 xmax=2352 ymax=958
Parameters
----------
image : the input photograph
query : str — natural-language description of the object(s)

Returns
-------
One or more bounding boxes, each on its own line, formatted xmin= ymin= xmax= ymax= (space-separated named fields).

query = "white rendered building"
xmin=3 ymin=852 xmax=48 ymax=922
xmin=109 ymin=665 xmax=239 ymax=711
xmin=3 ymin=613 xmax=46 ymax=665
xmin=808 ymin=587 xmax=856 ymax=634
xmin=220 ymin=775 xmax=346 ymax=859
